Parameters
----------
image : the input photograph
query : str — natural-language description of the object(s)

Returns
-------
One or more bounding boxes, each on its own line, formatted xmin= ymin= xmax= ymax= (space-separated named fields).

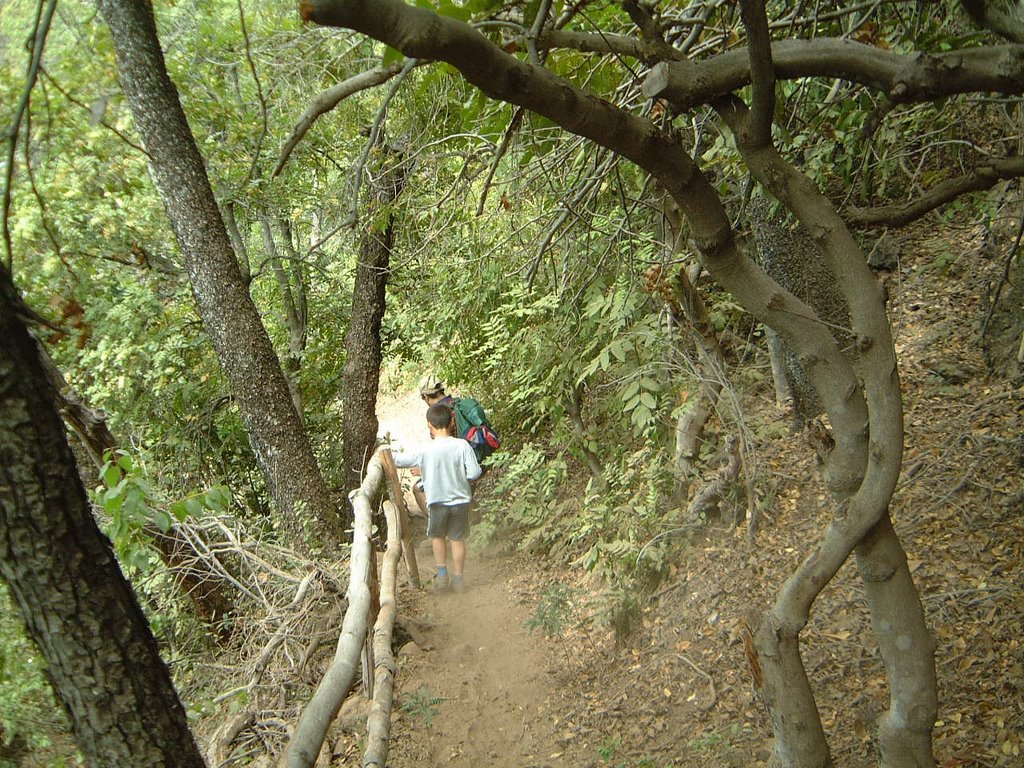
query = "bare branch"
xmin=645 ymin=39 xmax=1024 ymax=112
xmin=846 ymin=155 xmax=1024 ymax=226
xmin=3 ymin=0 xmax=57 ymax=271
xmin=273 ymin=62 xmax=406 ymax=177
xmin=739 ymin=0 xmax=775 ymax=146
xmin=537 ymin=28 xmax=650 ymax=59
xmin=40 ymin=69 xmax=149 ymax=155
xmin=476 ymin=106 xmax=525 ymax=216
xmin=347 ymin=57 xmax=417 ymax=224
xmin=235 ymin=0 xmax=269 ymax=190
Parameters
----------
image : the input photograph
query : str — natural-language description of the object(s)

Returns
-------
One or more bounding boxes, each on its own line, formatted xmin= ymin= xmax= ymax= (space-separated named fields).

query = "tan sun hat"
xmin=418 ymin=375 xmax=445 ymax=397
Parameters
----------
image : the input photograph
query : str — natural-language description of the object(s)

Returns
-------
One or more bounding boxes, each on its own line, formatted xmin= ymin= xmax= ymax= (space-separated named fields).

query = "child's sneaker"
xmin=433 ymin=572 xmax=450 ymax=591
xmin=450 ymin=575 xmax=465 ymax=594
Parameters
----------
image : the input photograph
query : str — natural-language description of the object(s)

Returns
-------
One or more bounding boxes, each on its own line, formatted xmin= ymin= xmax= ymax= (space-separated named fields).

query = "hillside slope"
xmin=346 ymin=220 xmax=1022 ymax=768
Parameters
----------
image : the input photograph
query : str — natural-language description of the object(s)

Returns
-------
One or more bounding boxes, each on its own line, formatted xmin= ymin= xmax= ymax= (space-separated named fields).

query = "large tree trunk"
xmin=855 ymin=514 xmax=938 ymax=768
xmin=341 ymin=143 xmax=409 ymax=487
xmin=0 ymin=266 xmax=206 ymax=767
xmin=97 ymin=0 xmax=344 ymax=546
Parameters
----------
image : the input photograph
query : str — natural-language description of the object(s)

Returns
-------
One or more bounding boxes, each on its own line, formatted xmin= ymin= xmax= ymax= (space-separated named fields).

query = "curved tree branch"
xmin=274 ymin=62 xmax=407 ymax=177
xmin=961 ymin=0 xmax=1024 ymax=43
xmin=644 ymin=39 xmax=1024 ymax=112
xmin=846 ymin=155 xmax=1024 ymax=226
xmin=537 ymin=28 xmax=651 ymax=59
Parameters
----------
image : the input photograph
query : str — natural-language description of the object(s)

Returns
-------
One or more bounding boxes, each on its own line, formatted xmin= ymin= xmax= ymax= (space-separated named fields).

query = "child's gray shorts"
xmin=427 ymin=501 xmax=472 ymax=540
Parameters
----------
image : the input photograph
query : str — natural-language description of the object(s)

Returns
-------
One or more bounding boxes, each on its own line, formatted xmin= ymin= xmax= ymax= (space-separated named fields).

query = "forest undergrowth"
xmin=366 ymin=217 xmax=1024 ymax=768
xmin=7 ymin=219 xmax=1017 ymax=768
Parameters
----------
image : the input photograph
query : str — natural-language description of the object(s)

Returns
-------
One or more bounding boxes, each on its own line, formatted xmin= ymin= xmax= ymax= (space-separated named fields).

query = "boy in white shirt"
xmin=393 ymin=403 xmax=481 ymax=592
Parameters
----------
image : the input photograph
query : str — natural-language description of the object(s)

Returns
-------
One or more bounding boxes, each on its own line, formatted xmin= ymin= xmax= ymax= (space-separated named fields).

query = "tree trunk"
xmin=261 ymin=217 xmax=305 ymax=416
xmin=0 ymin=266 xmax=206 ymax=767
xmin=97 ymin=0 xmax=344 ymax=547
xmin=341 ymin=143 xmax=409 ymax=488
xmin=855 ymin=514 xmax=938 ymax=768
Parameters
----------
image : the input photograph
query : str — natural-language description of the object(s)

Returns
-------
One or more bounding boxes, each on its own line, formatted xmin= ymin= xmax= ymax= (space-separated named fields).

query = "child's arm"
xmin=464 ymin=444 xmax=482 ymax=482
xmin=391 ymin=446 xmax=423 ymax=470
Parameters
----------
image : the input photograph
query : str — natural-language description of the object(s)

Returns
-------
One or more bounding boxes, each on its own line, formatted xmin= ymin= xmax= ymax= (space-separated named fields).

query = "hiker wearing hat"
xmin=411 ymin=377 xmax=456 ymax=516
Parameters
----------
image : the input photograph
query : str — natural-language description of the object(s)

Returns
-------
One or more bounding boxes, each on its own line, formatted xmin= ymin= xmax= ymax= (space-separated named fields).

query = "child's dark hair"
xmin=426 ymin=403 xmax=454 ymax=431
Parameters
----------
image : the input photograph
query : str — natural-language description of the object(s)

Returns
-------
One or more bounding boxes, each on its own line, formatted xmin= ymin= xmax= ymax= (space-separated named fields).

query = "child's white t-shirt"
xmin=393 ymin=436 xmax=481 ymax=506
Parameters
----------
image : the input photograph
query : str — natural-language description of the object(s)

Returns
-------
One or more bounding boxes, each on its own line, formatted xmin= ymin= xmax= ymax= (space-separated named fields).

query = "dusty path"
xmin=386 ymin=548 xmax=580 ymax=768
xmin=374 ymin=386 xmax=591 ymax=768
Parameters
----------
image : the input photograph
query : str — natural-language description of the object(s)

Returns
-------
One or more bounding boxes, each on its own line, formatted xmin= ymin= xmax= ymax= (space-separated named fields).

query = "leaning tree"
xmin=0 ymin=262 xmax=207 ymax=767
xmin=93 ymin=0 xmax=347 ymax=549
xmin=298 ymin=1 xmax=1024 ymax=765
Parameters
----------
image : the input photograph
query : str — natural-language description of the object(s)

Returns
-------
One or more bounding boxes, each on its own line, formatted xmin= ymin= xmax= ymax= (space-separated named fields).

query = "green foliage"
xmin=399 ymin=685 xmax=445 ymax=728
xmin=595 ymin=734 xmax=672 ymax=768
xmin=525 ymin=584 xmax=589 ymax=639
xmin=93 ymin=450 xmax=232 ymax=573
xmin=492 ymin=441 xmax=676 ymax=638
xmin=0 ymin=583 xmax=76 ymax=763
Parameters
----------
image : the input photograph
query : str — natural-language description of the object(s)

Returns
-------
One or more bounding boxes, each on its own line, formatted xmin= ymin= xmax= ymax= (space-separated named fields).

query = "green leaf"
xmin=640 ymin=391 xmax=657 ymax=409
xmin=438 ymin=1 xmax=472 ymax=21
xmin=185 ymin=497 xmax=204 ymax=518
xmin=152 ymin=509 xmax=174 ymax=533
xmin=383 ymin=45 xmax=404 ymax=66
xmin=103 ymin=463 xmax=121 ymax=489
xmin=170 ymin=500 xmax=188 ymax=522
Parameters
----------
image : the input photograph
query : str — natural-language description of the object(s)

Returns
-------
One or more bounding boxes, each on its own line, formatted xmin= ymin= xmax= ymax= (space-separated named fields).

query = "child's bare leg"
xmin=431 ymin=537 xmax=447 ymax=569
xmin=450 ymin=539 xmax=466 ymax=577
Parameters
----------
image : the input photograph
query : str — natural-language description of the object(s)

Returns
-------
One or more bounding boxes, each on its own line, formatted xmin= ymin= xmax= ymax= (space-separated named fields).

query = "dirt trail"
xmin=386 ymin=550 xmax=579 ymax=767
xmin=374 ymin=387 xmax=587 ymax=768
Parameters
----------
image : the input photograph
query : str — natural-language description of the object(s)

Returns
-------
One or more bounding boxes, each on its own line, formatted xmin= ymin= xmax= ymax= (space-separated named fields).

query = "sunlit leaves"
xmin=94 ymin=449 xmax=233 ymax=572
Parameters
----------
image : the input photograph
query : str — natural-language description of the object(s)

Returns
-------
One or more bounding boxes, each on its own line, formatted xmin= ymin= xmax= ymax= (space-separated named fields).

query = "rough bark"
xmin=748 ymin=197 xmax=852 ymax=424
xmin=341 ymin=144 xmax=409 ymax=488
xmin=261 ymin=217 xmax=305 ymax=416
xmin=0 ymin=265 xmax=205 ymax=767
xmin=97 ymin=0 xmax=343 ymax=549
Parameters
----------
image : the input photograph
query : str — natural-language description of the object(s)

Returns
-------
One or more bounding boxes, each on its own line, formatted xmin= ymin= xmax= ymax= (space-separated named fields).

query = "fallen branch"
xmin=362 ymin=489 xmax=402 ymax=767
